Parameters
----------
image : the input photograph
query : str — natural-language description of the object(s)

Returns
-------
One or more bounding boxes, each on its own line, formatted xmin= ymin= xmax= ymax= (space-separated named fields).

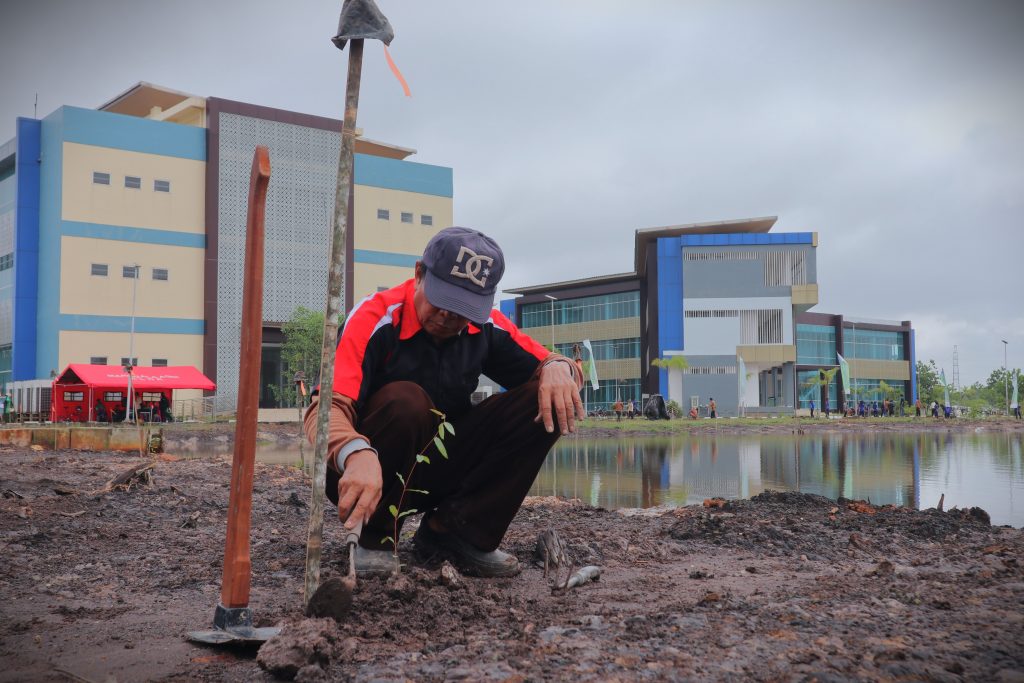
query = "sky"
xmin=2 ymin=0 xmax=1022 ymax=385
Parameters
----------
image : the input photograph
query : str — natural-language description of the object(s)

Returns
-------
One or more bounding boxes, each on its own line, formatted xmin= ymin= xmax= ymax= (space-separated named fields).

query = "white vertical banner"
xmin=581 ymin=339 xmax=600 ymax=390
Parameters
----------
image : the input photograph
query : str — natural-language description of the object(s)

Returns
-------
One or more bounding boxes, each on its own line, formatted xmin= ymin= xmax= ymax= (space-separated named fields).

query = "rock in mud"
xmin=386 ymin=572 xmax=417 ymax=600
xmin=257 ymin=618 xmax=343 ymax=681
xmin=439 ymin=560 xmax=463 ymax=589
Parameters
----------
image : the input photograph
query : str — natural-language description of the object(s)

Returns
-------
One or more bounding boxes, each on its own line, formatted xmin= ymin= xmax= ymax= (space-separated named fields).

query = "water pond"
xmin=529 ymin=432 xmax=1024 ymax=527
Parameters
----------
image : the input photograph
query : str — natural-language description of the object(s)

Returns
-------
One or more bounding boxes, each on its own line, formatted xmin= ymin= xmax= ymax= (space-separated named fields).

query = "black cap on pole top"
xmin=332 ymin=0 xmax=394 ymax=51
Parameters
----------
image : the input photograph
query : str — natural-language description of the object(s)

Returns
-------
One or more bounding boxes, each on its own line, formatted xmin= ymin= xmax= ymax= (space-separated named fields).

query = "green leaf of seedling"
xmin=433 ymin=436 xmax=448 ymax=459
xmin=443 ymin=421 xmax=455 ymax=436
xmin=437 ymin=424 xmax=445 ymax=438
xmin=398 ymin=508 xmax=418 ymax=519
xmin=381 ymin=535 xmax=395 ymax=546
xmin=429 ymin=408 xmax=445 ymax=417
xmin=416 ymin=454 xmax=430 ymax=464
xmin=396 ymin=472 xmax=405 ymax=485
xmin=407 ymin=488 xmax=429 ymax=495
xmin=388 ymin=504 xmax=399 ymax=518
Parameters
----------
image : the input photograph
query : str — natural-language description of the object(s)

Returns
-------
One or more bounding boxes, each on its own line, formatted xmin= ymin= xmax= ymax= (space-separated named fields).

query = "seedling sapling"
xmin=381 ymin=408 xmax=454 ymax=568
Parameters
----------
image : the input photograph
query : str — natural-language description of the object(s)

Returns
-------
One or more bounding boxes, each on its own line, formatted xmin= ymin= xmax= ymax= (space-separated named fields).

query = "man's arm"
xmin=303 ymin=392 xmax=382 ymax=529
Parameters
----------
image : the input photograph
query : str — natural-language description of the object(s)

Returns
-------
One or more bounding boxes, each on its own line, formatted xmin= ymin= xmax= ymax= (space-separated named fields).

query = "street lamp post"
xmin=124 ymin=264 xmax=140 ymax=423
xmin=1003 ymin=340 xmax=1009 ymax=415
xmin=544 ymin=294 xmax=557 ymax=352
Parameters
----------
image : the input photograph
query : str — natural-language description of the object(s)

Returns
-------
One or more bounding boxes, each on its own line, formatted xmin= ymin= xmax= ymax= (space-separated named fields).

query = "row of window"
xmin=685 ymin=309 xmax=739 ymax=318
xmin=684 ymin=249 xmax=808 ymax=287
xmin=553 ymin=337 xmax=640 ymax=361
xmin=845 ymin=328 xmax=905 ymax=361
xmin=521 ymin=291 xmax=640 ymax=328
xmin=0 ymin=253 xmax=12 ymax=271
xmin=91 ymin=263 xmax=169 ymax=281
xmin=683 ymin=366 xmax=737 ymax=375
xmin=796 ymin=324 xmax=837 ymax=365
xmin=93 ymin=172 xmax=171 ymax=193
xmin=377 ymin=209 xmax=432 ymax=226
xmin=90 ymin=357 xmax=168 ymax=367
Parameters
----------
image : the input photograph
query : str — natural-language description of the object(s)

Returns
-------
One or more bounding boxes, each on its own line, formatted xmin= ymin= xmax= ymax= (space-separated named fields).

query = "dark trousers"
xmin=326 ymin=379 xmax=560 ymax=552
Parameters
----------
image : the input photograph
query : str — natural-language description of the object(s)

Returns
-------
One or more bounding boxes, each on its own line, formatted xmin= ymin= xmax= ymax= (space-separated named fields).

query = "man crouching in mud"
xmin=304 ymin=226 xmax=583 ymax=577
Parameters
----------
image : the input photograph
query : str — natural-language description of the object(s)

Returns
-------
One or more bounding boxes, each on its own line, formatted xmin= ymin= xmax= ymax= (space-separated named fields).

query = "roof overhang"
xmin=634 ymin=216 xmax=778 ymax=276
xmin=98 ymin=81 xmax=204 ymax=119
xmin=503 ymin=272 xmax=638 ymax=296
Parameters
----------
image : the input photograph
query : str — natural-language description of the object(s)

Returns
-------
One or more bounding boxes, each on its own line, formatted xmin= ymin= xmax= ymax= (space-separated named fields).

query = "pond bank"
xmin=1 ymin=448 xmax=1022 ymax=681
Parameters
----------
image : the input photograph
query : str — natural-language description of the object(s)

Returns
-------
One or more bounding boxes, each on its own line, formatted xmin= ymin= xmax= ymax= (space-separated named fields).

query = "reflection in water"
xmin=529 ymin=433 xmax=1024 ymax=527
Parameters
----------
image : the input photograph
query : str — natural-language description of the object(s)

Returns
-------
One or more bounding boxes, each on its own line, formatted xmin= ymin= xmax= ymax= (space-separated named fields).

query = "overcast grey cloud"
xmin=2 ymin=0 xmax=1021 ymax=384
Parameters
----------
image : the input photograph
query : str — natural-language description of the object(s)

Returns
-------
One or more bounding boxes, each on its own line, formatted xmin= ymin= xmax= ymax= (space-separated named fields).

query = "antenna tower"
xmin=952 ymin=345 xmax=961 ymax=391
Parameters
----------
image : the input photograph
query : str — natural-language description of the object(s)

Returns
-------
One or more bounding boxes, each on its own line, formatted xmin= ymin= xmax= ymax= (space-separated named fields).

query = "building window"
xmin=89 ymin=356 xmax=108 ymax=365
xmin=377 ymin=209 xmax=390 ymax=220
xmin=152 ymin=268 xmax=169 ymax=281
xmin=64 ymin=391 xmax=84 ymax=402
xmin=93 ymin=172 xmax=110 ymax=185
xmin=123 ymin=265 xmax=139 ymax=278
xmin=401 ymin=212 xmax=413 ymax=223
xmin=421 ymin=214 xmax=433 ymax=226
xmin=120 ymin=357 xmax=138 ymax=367
xmin=91 ymin=263 xmax=108 ymax=277
xmin=152 ymin=358 xmax=168 ymax=367
xmin=141 ymin=392 xmax=162 ymax=402
xmin=554 ymin=337 xmax=640 ymax=361
xmin=796 ymin=324 xmax=837 ymax=365
xmin=844 ymin=329 xmax=905 ymax=361
xmin=0 ymin=253 xmax=13 ymax=271
xmin=521 ymin=291 xmax=639 ymax=328
xmin=124 ymin=175 xmax=141 ymax=189
xmin=740 ymin=309 xmax=783 ymax=345
xmin=154 ymin=179 xmax=171 ymax=192
xmin=104 ymin=391 xmax=123 ymax=402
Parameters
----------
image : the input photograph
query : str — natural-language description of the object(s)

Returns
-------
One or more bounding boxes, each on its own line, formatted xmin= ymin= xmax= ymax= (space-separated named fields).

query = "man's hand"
xmin=336 ymin=449 xmax=382 ymax=529
xmin=536 ymin=360 xmax=585 ymax=435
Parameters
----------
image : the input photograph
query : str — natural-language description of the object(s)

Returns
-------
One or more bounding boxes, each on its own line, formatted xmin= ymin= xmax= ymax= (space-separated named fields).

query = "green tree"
xmin=983 ymin=367 xmax=1023 ymax=412
xmin=915 ymin=360 xmax=942 ymax=406
xmin=268 ymin=307 xmax=344 ymax=408
xmin=651 ymin=356 xmax=689 ymax=372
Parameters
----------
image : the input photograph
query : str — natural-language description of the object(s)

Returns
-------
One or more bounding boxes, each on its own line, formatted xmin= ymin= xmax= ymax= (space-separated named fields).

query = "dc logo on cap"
xmin=449 ymin=246 xmax=493 ymax=288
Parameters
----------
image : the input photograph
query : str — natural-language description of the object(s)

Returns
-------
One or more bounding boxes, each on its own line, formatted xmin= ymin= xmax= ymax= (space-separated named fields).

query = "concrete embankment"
xmin=0 ymin=425 xmax=160 ymax=452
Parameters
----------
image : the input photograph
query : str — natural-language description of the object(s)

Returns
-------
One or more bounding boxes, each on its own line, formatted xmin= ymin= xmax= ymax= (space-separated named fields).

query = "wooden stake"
xmin=305 ymin=39 xmax=364 ymax=608
xmin=220 ymin=146 xmax=271 ymax=609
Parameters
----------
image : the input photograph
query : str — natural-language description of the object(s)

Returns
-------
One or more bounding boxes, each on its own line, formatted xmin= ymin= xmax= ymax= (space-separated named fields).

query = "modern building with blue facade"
xmin=506 ymin=217 xmax=915 ymax=416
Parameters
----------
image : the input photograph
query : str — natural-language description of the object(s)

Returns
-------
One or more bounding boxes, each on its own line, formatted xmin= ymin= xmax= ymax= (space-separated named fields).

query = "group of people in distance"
xmin=89 ymin=393 xmax=173 ymax=423
xmin=612 ymin=398 xmax=640 ymax=420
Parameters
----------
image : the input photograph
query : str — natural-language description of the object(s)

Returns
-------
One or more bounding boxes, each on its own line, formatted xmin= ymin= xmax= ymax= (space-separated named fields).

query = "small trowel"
xmin=305 ymin=521 xmax=362 ymax=621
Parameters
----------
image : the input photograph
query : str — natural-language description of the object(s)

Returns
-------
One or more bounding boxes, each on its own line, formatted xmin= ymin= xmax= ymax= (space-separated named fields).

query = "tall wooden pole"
xmin=305 ymin=39 xmax=364 ymax=607
xmin=220 ymin=146 xmax=271 ymax=609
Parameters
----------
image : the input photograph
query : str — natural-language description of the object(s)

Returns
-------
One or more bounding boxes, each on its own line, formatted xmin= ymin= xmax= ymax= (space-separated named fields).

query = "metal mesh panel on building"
xmin=216 ymin=113 xmax=341 ymax=411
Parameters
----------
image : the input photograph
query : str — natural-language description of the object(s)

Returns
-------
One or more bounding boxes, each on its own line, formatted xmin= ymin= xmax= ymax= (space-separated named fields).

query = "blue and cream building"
xmin=505 ymin=217 xmax=915 ymax=416
xmin=1 ymin=82 xmax=453 ymax=408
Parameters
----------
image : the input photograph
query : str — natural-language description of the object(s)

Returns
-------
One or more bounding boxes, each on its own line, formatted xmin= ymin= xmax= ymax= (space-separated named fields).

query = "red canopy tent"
xmin=52 ymin=364 xmax=216 ymax=423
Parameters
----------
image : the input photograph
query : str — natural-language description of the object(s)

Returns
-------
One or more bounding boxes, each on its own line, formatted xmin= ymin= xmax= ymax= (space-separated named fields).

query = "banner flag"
xmin=737 ymin=355 xmax=747 ymax=405
xmin=837 ymin=353 xmax=851 ymax=396
xmin=940 ymin=369 xmax=951 ymax=408
xmin=581 ymin=339 xmax=600 ymax=390
xmin=1012 ymin=371 xmax=1019 ymax=410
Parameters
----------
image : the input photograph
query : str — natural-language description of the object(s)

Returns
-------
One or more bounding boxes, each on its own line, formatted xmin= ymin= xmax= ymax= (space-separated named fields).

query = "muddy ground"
xmin=1 ymin=436 xmax=1023 ymax=682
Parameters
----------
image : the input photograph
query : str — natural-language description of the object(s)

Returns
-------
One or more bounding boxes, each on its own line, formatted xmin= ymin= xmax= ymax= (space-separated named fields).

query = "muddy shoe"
xmin=413 ymin=523 xmax=520 ymax=578
xmin=353 ymin=545 xmax=399 ymax=576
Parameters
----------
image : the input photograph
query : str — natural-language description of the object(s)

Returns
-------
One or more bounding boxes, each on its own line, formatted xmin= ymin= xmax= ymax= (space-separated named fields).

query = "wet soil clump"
xmin=1 ymin=448 xmax=1022 ymax=682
